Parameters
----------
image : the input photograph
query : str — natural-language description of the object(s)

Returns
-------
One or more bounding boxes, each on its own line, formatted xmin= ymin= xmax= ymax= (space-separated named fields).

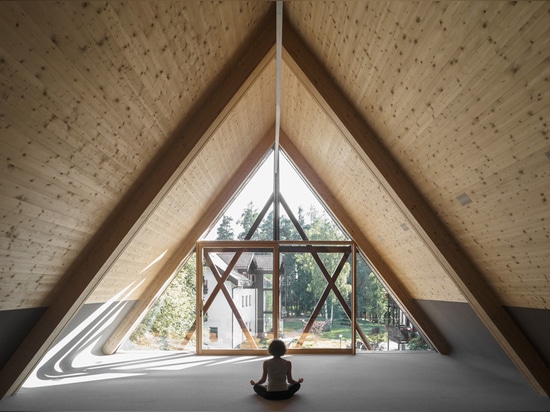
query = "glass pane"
xmin=279 ymin=152 xmax=349 ymax=242
xmin=204 ymin=149 xmax=347 ymax=242
xmin=203 ymin=292 xmax=234 ymax=349
xmin=201 ymin=249 xmax=273 ymax=350
xmin=259 ymin=268 xmax=274 ymax=340
xmin=356 ymin=252 xmax=432 ymax=352
xmin=122 ymin=255 xmax=197 ymax=352
xmin=264 ymin=290 xmax=273 ymax=312
xmin=264 ymin=313 xmax=273 ymax=339
xmin=280 ymin=249 xmax=352 ymax=349
xmin=279 ymin=251 xmax=305 ymax=348
xmin=295 ymin=291 xmax=352 ymax=349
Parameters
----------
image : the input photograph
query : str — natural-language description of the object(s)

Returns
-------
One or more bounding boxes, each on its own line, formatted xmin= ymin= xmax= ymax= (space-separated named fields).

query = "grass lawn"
xmin=281 ymin=317 xmax=387 ymax=342
xmin=281 ymin=318 xmax=304 ymax=331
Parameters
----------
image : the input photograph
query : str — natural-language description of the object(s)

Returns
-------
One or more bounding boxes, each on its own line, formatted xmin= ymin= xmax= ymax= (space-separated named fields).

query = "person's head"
xmin=268 ymin=339 xmax=287 ymax=357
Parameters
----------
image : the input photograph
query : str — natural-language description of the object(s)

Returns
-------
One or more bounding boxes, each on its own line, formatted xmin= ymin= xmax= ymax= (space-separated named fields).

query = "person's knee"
xmin=253 ymin=384 xmax=266 ymax=396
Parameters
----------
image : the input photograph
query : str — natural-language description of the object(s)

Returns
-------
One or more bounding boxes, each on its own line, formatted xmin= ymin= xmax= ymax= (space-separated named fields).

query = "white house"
xmin=202 ymin=252 xmax=265 ymax=349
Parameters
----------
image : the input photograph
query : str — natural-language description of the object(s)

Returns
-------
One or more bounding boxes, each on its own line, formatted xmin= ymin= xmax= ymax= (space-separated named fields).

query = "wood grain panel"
xmin=285 ymin=1 xmax=550 ymax=309
xmin=0 ymin=1 xmax=276 ymax=396
xmin=281 ymin=61 xmax=464 ymax=303
xmin=89 ymin=47 xmax=277 ymax=303
xmin=282 ymin=9 xmax=550 ymax=395
xmin=0 ymin=1 xmax=271 ymax=311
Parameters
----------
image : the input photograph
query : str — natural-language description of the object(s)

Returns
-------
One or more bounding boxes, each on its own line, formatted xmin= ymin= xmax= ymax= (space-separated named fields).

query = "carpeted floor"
xmin=1 ymin=349 xmax=549 ymax=411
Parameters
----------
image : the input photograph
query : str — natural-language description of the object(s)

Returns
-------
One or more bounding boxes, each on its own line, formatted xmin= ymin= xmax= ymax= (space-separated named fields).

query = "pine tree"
xmin=237 ymin=202 xmax=259 ymax=239
xmin=216 ymin=216 xmax=235 ymax=240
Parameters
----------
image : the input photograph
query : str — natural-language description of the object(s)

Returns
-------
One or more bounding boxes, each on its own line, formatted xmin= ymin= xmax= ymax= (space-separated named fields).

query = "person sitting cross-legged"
xmin=250 ymin=339 xmax=304 ymax=401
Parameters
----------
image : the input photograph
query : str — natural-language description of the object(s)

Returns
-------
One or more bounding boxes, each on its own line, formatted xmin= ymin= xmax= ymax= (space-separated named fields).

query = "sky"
xmin=204 ymin=150 xmax=324 ymax=239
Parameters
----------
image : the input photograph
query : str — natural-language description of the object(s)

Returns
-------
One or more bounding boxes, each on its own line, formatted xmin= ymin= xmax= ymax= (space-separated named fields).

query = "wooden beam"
xmin=203 ymin=252 xmax=258 ymax=349
xmin=280 ymin=132 xmax=450 ymax=355
xmin=296 ymin=249 xmax=350 ymax=348
xmin=278 ymin=197 xmax=372 ymax=350
xmin=0 ymin=10 xmax=277 ymax=398
xmin=282 ymin=18 xmax=550 ymax=396
xmin=103 ymin=132 xmax=274 ymax=355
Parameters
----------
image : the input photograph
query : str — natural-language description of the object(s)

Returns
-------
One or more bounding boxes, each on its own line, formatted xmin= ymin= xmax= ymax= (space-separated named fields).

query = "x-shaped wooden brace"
xmin=202 ymin=249 xmax=258 ymax=349
xmin=280 ymin=195 xmax=371 ymax=349
xmin=181 ymin=249 xmax=258 ymax=348
xmin=294 ymin=248 xmax=350 ymax=347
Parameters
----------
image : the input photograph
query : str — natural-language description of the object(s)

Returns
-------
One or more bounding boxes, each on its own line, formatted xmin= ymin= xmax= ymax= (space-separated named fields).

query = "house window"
xmin=209 ymin=327 xmax=218 ymax=342
xmin=203 ymin=277 xmax=208 ymax=295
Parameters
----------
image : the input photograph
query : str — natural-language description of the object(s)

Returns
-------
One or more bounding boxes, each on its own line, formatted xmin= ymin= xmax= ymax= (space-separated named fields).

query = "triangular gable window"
xmin=123 ymin=148 xmax=431 ymax=353
xmin=205 ymin=149 xmax=347 ymax=241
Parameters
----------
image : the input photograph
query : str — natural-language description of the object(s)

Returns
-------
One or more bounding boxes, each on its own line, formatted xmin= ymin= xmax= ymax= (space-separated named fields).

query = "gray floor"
xmin=1 ymin=349 xmax=550 ymax=411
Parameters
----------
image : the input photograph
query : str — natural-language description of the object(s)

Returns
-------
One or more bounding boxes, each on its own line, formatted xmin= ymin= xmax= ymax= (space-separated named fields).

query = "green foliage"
xmin=130 ymin=200 xmax=415 ymax=351
xmin=237 ymin=202 xmax=259 ymax=239
xmin=130 ymin=255 xmax=196 ymax=347
xmin=305 ymin=207 xmax=346 ymax=241
xmin=407 ymin=333 xmax=430 ymax=350
xmin=356 ymin=255 xmax=387 ymax=324
xmin=216 ymin=216 xmax=235 ymax=240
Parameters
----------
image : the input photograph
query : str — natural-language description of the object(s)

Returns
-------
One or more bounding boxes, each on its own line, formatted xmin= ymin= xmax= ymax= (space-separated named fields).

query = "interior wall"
xmin=54 ymin=300 xmax=137 ymax=356
xmin=506 ymin=306 xmax=550 ymax=366
xmin=4 ymin=299 xmax=548 ymax=389
xmin=416 ymin=300 xmax=550 ymax=374
xmin=57 ymin=299 xmax=550 ymax=369
xmin=0 ymin=308 xmax=47 ymax=371
xmin=0 ymin=300 xmax=135 ymax=379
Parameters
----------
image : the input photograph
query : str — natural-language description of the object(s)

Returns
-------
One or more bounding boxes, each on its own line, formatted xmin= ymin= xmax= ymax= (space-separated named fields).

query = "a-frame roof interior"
xmin=1 ymin=0 xmax=549 ymax=399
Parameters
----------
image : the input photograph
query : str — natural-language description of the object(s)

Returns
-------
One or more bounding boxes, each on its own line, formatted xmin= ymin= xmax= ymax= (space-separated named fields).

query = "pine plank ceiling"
xmin=1 ymin=1 xmax=549 ymax=313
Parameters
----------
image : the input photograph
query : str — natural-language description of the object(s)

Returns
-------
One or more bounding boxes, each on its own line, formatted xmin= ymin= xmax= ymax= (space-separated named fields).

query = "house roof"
xmin=207 ymin=253 xmax=251 ymax=287
xmin=216 ymin=252 xmax=256 ymax=273
xmin=216 ymin=252 xmax=274 ymax=273
xmin=0 ymin=0 xmax=549 ymax=397
xmin=254 ymin=254 xmax=274 ymax=273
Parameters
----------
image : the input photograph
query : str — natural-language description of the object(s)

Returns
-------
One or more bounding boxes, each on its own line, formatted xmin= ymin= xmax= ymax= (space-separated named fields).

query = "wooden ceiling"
xmin=1 ymin=1 xmax=273 ymax=308
xmin=282 ymin=1 xmax=550 ymax=310
xmin=1 ymin=0 xmax=549 ymax=397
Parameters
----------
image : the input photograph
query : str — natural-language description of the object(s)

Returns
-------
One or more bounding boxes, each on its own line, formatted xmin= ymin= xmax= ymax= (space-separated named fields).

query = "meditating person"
xmin=250 ymin=339 xmax=304 ymax=400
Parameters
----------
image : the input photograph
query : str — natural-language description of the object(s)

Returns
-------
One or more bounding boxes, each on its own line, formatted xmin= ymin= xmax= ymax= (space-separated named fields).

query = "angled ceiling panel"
xmin=281 ymin=61 xmax=464 ymax=303
xmin=285 ymin=1 xmax=550 ymax=309
xmin=0 ymin=1 xmax=271 ymax=311
xmin=89 ymin=60 xmax=277 ymax=304
xmin=280 ymin=9 xmax=550 ymax=395
xmin=0 ymin=2 xmax=275 ymax=396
